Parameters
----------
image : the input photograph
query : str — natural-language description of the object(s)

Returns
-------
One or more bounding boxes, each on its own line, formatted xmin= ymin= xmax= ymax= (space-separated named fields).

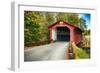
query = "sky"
xmin=79 ymin=13 xmax=91 ymax=29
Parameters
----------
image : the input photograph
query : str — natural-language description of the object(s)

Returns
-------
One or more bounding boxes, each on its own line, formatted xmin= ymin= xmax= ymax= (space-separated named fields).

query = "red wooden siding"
xmin=48 ymin=20 xmax=82 ymax=44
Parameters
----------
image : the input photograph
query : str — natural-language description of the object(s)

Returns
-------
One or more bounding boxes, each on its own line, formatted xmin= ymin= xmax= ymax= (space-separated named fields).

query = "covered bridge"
xmin=48 ymin=20 xmax=82 ymax=44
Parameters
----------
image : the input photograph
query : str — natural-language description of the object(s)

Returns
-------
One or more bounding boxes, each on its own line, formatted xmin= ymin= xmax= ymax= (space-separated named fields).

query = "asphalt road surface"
xmin=24 ymin=42 xmax=69 ymax=61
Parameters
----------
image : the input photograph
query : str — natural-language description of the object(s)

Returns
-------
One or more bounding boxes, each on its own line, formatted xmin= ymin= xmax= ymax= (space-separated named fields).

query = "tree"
xmin=24 ymin=11 xmax=40 ymax=45
xmin=57 ymin=13 xmax=68 ymax=21
xmin=57 ymin=13 xmax=80 ymax=26
xmin=79 ymin=18 xmax=87 ymax=30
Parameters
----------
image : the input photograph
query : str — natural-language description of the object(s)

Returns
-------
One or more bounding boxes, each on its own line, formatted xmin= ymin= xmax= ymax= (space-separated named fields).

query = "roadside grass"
xmin=71 ymin=42 xmax=90 ymax=59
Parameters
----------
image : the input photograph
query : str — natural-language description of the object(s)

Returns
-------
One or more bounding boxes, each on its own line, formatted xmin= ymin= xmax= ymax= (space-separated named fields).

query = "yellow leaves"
xmin=81 ymin=35 xmax=90 ymax=48
xmin=24 ymin=29 xmax=29 ymax=32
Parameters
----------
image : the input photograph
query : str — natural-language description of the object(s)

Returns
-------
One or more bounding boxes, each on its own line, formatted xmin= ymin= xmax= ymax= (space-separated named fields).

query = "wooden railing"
xmin=67 ymin=42 xmax=90 ymax=59
xmin=67 ymin=42 xmax=78 ymax=59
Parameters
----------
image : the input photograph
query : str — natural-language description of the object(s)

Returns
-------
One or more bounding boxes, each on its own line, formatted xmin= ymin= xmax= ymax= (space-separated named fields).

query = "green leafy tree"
xmin=57 ymin=13 xmax=80 ymax=26
xmin=24 ymin=11 xmax=40 ymax=45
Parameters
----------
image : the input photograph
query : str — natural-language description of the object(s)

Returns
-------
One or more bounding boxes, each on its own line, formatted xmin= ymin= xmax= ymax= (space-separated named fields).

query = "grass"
xmin=71 ymin=42 xmax=90 ymax=59
xmin=76 ymin=48 xmax=90 ymax=59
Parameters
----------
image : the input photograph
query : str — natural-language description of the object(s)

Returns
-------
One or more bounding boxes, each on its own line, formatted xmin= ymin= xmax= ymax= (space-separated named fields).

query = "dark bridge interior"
xmin=57 ymin=27 xmax=70 ymax=41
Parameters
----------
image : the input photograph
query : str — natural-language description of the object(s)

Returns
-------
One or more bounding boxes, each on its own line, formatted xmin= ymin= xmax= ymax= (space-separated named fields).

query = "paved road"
xmin=24 ymin=42 xmax=69 ymax=61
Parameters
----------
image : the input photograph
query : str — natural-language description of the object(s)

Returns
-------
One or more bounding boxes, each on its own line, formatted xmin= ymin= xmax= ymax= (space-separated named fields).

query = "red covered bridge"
xmin=48 ymin=20 xmax=82 ymax=44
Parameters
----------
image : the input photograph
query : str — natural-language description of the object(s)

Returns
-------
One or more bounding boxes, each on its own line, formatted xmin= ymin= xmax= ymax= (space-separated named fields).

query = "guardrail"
xmin=67 ymin=42 xmax=78 ymax=59
xmin=67 ymin=42 xmax=90 ymax=59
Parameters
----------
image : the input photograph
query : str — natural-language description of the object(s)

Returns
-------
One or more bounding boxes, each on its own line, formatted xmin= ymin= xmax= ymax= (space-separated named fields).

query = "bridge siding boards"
xmin=48 ymin=20 xmax=82 ymax=44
